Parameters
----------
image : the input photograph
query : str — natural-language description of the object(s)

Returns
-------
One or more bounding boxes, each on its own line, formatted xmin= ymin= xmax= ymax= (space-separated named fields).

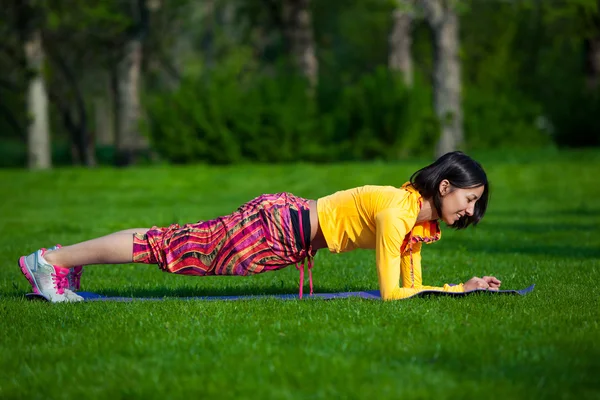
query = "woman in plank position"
xmin=19 ymin=151 xmax=500 ymax=303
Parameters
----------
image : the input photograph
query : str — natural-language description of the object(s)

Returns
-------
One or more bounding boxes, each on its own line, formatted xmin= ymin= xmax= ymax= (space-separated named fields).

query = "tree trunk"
xmin=587 ymin=0 xmax=600 ymax=90
xmin=110 ymin=65 xmax=120 ymax=156
xmin=282 ymin=0 xmax=318 ymax=90
xmin=420 ymin=0 xmax=463 ymax=157
xmin=389 ymin=6 xmax=413 ymax=87
xmin=116 ymin=37 xmax=148 ymax=165
xmin=95 ymin=96 xmax=113 ymax=146
xmin=115 ymin=0 xmax=150 ymax=165
xmin=433 ymin=11 xmax=462 ymax=157
xmin=83 ymin=116 xmax=97 ymax=167
xmin=585 ymin=37 xmax=600 ymax=91
xmin=95 ymin=73 xmax=114 ymax=147
xmin=24 ymin=29 xmax=51 ymax=169
xmin=50 ymin=49 xmax=96 ymax=167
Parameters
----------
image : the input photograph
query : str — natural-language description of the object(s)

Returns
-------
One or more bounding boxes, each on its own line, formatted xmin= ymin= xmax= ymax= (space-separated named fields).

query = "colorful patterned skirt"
xmin=132 ymin=193 xmax=314 ymax=280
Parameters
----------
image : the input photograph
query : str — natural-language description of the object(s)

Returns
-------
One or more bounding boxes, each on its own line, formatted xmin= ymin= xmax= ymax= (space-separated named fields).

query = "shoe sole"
xmin=25 ymin=293 xmax=51 ymax=302
xmin=18 ymin=255 xmax=50 ymax=301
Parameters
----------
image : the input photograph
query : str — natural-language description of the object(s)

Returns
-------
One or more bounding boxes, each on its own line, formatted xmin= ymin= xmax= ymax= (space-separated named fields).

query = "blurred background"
xmin=1 ymin=0 xmax=599 ymax=169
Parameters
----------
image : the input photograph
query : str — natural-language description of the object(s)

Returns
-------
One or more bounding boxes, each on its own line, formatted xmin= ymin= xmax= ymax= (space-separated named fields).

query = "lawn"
xmin=1 ymin=149 xmax=599 ymax=399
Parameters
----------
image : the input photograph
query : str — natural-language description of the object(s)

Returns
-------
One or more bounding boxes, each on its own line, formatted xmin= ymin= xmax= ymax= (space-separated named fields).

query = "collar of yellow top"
xmin=401 ymin=182 xmax=441 ymax=244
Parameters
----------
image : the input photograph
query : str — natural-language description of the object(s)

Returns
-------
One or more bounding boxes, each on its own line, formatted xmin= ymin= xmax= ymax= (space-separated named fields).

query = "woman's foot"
xmin=18 ymin=248 xmax=84 ymax=303
xmin=48 ymin=245 xmax=84 ymax=291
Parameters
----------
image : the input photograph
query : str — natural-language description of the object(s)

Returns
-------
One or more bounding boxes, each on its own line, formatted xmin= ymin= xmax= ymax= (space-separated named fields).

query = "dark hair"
xmin=410 ymin=151 xmax=489 ymax=229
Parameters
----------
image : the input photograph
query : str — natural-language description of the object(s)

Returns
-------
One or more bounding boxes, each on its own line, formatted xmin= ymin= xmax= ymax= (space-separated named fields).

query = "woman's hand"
xmin=482 ymin=275 xmax=501 ymax=290
xmin=464 ymin=276 xmax=502 ymax=291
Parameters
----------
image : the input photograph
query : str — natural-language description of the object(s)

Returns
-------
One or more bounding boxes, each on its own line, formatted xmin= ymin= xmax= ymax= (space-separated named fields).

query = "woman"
xmin=19 ymin=151 xmax=500 ymax=303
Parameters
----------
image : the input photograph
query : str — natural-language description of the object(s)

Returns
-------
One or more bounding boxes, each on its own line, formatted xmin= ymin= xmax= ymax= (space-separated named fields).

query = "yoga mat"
xmin=25 ymin=284 xmax=535 ymax=302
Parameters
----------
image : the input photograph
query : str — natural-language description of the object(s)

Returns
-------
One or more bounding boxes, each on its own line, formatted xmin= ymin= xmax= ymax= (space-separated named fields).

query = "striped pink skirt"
xmin=132 ymin=193 xmax=314 ymax=277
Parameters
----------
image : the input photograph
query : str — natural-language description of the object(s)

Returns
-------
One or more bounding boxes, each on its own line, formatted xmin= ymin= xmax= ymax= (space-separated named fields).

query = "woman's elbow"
xmin=379 ymin=289 xmax=396 ymax=301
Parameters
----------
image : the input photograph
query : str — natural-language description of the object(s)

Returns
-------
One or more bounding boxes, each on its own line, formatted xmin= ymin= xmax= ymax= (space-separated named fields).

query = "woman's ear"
xmin=439 ymin=179 xmax=451 ymax=196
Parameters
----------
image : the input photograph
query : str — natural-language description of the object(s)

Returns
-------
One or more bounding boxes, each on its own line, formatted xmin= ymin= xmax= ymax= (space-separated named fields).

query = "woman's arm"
xmin=400 ymin=242 xmax=464 ymax=292
xmin=375 ymin=209 xmax=426 ymax=300
xmin=375 ymin=210 xmax=500 ymax=300
xmin=401 ymin=243 xmax=502 ymax=292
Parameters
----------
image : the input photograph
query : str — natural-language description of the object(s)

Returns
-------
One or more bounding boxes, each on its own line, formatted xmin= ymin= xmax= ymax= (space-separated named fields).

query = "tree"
xmin=18 ymin=1 xmax=51 ymax=169
xmin=389 ymin=0 xmax=413 ymax=87
xmin=45 ymin=39 xmax=97 ymax=167
xmin=583 ymin=0 xmax=600 ymax=90
xmin=115 ymin=0 xmax=152 ymax=165
xmin=281 ymin=0 xmax=318 ymax=90
xmin=419 ymin=0 xmax=462 ymax=157
xmin=39 ymin=2 xmax=131 ymax=167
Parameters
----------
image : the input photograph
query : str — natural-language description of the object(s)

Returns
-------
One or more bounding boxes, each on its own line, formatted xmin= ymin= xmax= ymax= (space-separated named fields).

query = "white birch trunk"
xmin=24 ymin=30 xmax=51 ymax=169
xmin=433 ymin=11 xmax=462 ymax=157
xmin=389 ymin=7 xmax=413 ymax=87
xmin=116 ymin=38 xmax=148 ymax=162
xmin=420 ymin=0 xmax=463 ymax=157
xmin=282 ymin=0 xmax=318 ymax=90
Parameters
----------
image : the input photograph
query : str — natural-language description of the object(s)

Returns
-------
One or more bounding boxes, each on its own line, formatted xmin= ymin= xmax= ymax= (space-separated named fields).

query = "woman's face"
xmin=438 ymin=180 xmax=485 ymax=225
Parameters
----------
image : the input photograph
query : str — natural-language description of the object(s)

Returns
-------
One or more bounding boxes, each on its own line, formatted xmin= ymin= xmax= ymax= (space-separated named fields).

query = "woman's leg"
xmin=19 ymin=228 xmax=151 ymax=302
xmin=43 ymin=228 xmax=150 ymax=268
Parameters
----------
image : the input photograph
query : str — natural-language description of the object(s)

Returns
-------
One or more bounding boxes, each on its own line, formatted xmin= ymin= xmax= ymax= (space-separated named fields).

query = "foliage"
xmin=1 ymin=0 xmax=600 ymax=168
xmin=321 ymin=67 xmax=439 ymax=160
xmin=143 ymin=48 xmax=326 ymax=164
xmin=144 ymin=56 xmax=440 ymax=163
xmin=460 ymin=0 xmax=600 ymax=149
xmin=531 ymin=0 xmax=600 ymax=147
xmin=548 ymin=87 xmax=600 ymax=147
xmin=463 ymin=87 xmax=551 ymax=150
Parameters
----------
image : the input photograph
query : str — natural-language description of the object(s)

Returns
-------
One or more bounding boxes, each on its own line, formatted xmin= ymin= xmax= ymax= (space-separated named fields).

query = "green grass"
xmin=1 ymin=149 xmax=599 ymax=399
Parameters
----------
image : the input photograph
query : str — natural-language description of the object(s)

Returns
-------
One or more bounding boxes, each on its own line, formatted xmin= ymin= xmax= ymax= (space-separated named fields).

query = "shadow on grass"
xmin=97 ymin=286 xmax=301 ymax=298
xmin=2 ymin=267 xmax=377 ymax=301
xmin=407 ymin=342 xmax=600 ymax=397
xmin=490 ymin=208 xmax=600 ymax=218
xmin=486 ymin=221 xmax=599 ymax=234
xmin=1 ymin=284 xmax=303 ymax=301
xmin=1 ymin=285 xmax=303 ymax=302
xmin=461 ymin=241 xmax=600 ymax=259
xmin=444 ymin=220 xmax=600 ymax=259
xmin=94 ymin=282 xmax=378 ymax=299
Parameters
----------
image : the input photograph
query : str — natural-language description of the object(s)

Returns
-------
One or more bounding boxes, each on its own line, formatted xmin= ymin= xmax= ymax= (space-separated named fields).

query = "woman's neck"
xmin=417 ymin=197 xmax=439 ymax=223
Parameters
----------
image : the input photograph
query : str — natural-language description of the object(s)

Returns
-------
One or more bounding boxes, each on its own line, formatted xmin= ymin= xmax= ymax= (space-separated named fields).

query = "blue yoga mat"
xmin=25 ymin=284 xmax=535 ymax=302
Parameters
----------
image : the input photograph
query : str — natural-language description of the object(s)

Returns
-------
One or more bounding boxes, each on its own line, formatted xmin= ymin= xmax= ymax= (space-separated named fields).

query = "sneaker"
xmin=49 ymin=245 xmax=83 ymax=291
xmin=18 ymin=248 xmax=83 ymax=303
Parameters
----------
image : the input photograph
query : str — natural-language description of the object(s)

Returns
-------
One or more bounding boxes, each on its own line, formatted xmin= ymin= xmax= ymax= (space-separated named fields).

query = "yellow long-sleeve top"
xmin=316 ymin=183 xmax=465 ymax=300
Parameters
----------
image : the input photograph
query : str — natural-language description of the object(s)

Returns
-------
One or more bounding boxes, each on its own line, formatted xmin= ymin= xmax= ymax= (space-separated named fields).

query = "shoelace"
xmin=51 ymin=270 xmax=69 ymax=295
xmin=52 ymin=244 xmax=83 ymax=291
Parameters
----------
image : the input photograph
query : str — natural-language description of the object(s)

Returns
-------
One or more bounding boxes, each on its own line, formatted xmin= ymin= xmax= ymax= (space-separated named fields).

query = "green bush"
xmin=547 ymin=88 xmax=600 ymax=148
xmin=464 ymin=87 xmax=551 ymax=150
xmin=322 ymin=67 xmax=439 ymax=160
xmin=144 ymin=55 xmax=440 ymax=164
xmin=143 ymin=49 xmax=326 ymax=164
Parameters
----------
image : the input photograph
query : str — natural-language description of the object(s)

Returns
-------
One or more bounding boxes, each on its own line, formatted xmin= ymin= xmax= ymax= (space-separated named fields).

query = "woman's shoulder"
xmin=366 ymin=183 xmax=420 ymax=202
xmin=354 ymin=183 xmax=415 ymax=195
xmin=357 ymin=184 xmax=420 ymax=216
xmin=319 ymin=184 xmax=420 ymax=214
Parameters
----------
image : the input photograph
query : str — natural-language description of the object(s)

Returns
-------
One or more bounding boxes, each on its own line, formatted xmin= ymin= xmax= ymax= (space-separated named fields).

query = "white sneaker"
xmin=19 ymin=248 xmax=83 ymax=303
